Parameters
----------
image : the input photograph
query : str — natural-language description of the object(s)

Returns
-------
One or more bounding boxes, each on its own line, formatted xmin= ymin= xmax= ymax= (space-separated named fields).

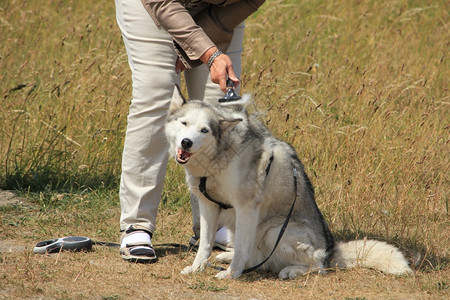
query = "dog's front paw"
xmin=215 ymin=268 xmax=241 ymax=279
xmin=181 ymin=265 xmax=197 ymax=275
xmin=215 ymin=269 xmax=232 ymax=279
xmin=181 ymin=262 xmax=208 ymax=275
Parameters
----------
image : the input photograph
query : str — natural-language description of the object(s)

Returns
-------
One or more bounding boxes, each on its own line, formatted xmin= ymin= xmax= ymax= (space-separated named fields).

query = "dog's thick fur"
xmin=164 ymin=87 xmax=412 ymax=279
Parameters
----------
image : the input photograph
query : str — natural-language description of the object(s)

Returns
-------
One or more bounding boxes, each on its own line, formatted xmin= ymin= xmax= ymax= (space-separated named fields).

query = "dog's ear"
xmin=219 ymin=118 xmax=243 ymax=133
xmin=169 ymin=84 xmax=187 ymax=113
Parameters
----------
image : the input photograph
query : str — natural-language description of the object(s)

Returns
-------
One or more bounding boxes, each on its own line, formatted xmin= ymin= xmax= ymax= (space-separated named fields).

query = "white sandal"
xmin=120 ymin=225 xmax=157 ymax=263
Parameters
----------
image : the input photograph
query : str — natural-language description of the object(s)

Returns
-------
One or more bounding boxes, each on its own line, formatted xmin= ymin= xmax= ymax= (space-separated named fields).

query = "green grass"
xmin=1 ymin=0 xmax=128 ymax=191
xmin=0 ymin=0 xmax=449 ymax=298
xmin=240 ymin=0 xmax=449 ymax=261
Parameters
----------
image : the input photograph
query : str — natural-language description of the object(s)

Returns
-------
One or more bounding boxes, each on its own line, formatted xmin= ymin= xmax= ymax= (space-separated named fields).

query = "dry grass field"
xmin=1 ymin=0 xmax=448 ymax=299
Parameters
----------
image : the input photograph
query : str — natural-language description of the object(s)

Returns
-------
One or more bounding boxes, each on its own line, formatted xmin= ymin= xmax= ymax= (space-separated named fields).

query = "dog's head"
xmin=165 ymin=85 xmax=244 ymax=167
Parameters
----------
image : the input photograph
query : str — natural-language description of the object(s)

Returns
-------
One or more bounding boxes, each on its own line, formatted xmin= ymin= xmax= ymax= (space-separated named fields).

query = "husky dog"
xmin=164 ymin=86 xmax=412 ymax=279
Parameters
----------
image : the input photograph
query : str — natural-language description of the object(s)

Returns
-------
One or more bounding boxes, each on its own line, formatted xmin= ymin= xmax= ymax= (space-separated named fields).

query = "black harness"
xmin=199 ymin=154 xmax=275 ymax=211
xmin=199 ymin=177 xmax=233 ymax=210
xmin=198 ymin=155 xmax=299 ymax=274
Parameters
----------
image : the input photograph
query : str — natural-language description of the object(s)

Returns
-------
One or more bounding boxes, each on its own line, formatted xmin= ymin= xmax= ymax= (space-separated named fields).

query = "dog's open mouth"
xmin=176 ymin=148 xmax=193 ymax=164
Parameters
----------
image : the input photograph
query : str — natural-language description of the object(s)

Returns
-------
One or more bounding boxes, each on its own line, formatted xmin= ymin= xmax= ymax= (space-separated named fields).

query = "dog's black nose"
xmin=181 ymin=138 xmax=193 ymax=149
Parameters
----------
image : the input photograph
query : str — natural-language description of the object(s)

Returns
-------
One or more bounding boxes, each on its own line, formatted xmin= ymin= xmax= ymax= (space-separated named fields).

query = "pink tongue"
xmin=177 ymin=148 xmax=192 ymax=159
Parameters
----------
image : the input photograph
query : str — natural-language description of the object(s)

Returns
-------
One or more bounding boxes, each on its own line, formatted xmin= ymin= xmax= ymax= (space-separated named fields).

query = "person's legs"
xmin=115 ymin=0 xmax=179 ymax=254
xmin=116 ymin=0 xmax=243 ymax=261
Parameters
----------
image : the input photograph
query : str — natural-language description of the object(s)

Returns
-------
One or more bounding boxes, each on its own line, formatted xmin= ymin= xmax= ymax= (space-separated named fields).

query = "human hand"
xmin=201 ymin=47 xmax=239 ymax=93
xmin=175 ymin=57 xmax=185 ymax=74
xmin=209 ymin=54 xmax=239 ymax=92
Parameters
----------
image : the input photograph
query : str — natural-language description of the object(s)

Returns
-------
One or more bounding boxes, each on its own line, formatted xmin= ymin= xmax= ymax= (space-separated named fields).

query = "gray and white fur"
xmin=164 ymin=86 xmax=412 ymax=279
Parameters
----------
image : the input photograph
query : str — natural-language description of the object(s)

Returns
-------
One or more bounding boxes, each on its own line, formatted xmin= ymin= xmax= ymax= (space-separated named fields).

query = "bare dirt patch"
xmin=0 ymin=189 xmax=27 ymax=207
xmin=0 ymin=240 xmax=27 ymax=253
xmin=0 ymin=190 xmax=30 ymax=253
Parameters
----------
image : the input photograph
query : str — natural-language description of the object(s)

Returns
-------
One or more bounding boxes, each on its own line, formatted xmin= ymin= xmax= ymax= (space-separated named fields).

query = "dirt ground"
xmin=1 ymin=190 xmax=449 ymax=299
xmin=0 ymin=189 xmax=27 ymax=207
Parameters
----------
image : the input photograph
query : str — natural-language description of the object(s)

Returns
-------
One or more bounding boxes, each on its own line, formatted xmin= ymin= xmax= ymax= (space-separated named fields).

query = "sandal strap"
xmin=124 ymin=224 xmax=153 ymax=236
xmin=121 ymin=230 xmax=152 ymax=249
xmin=125 ymin=242 xmax=153 ymax=248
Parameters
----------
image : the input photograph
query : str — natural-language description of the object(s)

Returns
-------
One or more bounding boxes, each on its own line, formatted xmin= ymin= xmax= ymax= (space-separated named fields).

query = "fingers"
xmin=175 ymin=57 xmax=185 ymax=74
xmin=227 ymin=67 xmax=240 ymax=88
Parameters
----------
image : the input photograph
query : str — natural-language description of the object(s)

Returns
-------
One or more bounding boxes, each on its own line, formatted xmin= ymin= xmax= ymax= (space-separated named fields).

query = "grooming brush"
xmin=219 ymin=78 xmax=242 ymax=102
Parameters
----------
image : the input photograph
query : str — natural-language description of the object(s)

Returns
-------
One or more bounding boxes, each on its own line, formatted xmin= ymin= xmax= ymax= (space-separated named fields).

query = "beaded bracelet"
xmin=207 ymin=50 xmax=223 ymax=69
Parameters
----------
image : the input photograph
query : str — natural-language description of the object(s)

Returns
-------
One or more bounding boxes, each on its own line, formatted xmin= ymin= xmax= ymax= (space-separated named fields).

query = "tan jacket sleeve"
xmin=141 ymin=1 xmax=215 ymax=61
xmin=141 ymin=0 xmax=265 ymax=61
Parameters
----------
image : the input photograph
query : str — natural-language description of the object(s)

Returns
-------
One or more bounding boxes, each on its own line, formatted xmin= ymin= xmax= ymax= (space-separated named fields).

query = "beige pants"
xmin=115 ymin=0 xmax=244 ymax=234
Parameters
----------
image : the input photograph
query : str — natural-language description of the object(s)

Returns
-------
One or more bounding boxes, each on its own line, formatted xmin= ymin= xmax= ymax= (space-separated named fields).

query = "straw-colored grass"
xmin=0 ymin=0 xmax=448 ymax=298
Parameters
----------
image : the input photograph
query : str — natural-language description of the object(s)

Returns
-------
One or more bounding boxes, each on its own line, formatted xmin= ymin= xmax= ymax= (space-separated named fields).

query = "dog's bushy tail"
xmin=332 ymin=239 xmax=412 ymax=275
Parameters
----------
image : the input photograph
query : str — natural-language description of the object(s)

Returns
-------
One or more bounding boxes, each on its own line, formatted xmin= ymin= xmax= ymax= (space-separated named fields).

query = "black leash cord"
xmin=241 ymin=166 xmax=298 ymax=274
xmin=198 ymin=161 xmax=298 ymax=275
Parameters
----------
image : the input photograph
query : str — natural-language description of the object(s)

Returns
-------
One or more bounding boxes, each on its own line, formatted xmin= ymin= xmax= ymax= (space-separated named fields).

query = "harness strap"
xmin=242 ymin=166 xmax=298 ymax=274
xmin=199 ymin=177 xmax=233 ymax=210
xmin=265 ymin=155 xmax=274 ymax=177
xmin=198 ymin=154 xmax=275 ymax=210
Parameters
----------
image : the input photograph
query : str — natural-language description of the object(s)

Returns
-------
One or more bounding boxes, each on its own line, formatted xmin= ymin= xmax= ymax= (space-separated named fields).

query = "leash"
xmin=242 ymin=166 xmax=298 ymax=274
xmin=199 ymin=157 xmax=299 ymax=274
xmin=34 ymin=159 xmax=298 ymax=276
xmin=33 ymin=238 xmax=193 ymax=254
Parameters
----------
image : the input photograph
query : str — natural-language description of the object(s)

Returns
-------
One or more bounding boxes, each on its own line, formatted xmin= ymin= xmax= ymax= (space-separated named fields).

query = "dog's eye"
xmin=200 ymin=128 xmax=209 ymax=133
xmin=181 ymin=121 xmax=187 ymax=126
